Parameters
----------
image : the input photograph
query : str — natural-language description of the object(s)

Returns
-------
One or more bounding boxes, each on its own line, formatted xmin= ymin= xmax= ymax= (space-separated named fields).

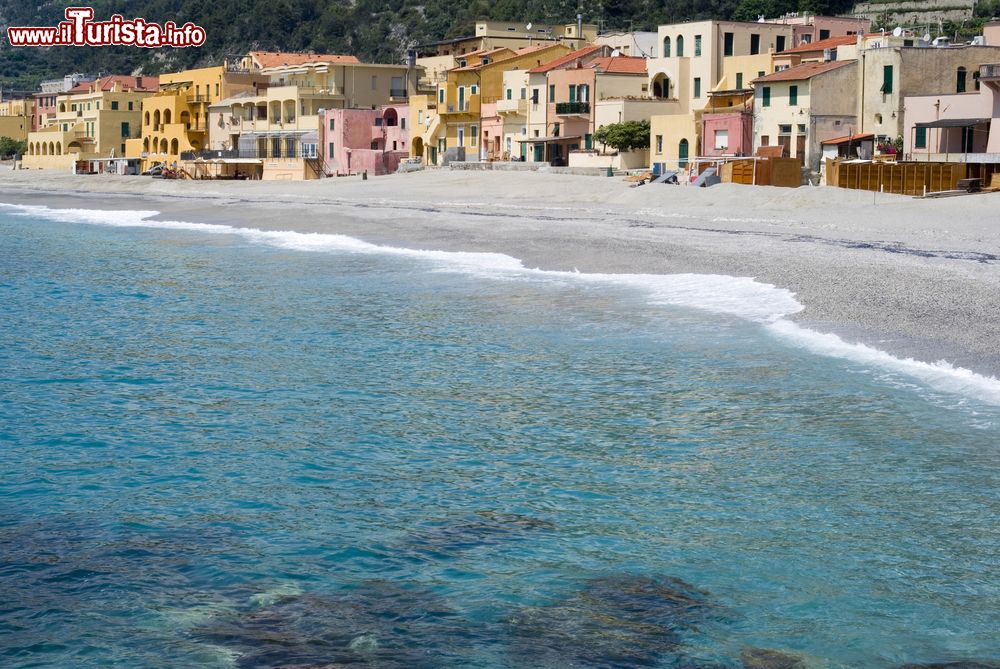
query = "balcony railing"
xmin=555 ymin=101 xmax=590 ymax=115
xmin=187 ymin=94 xmax=211 ymax=103
xmin=979 ymin=63 xmax=1000 ymax=80
xmin=390 ymin=88 xmax=407 ymax=98
xmin=496 ymin=98 xmax=528 ymax=114
xmin=180 ymin=149 xmax=240 ymax=160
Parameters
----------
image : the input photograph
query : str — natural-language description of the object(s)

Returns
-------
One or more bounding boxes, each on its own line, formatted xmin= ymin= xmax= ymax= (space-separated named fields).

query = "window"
xmin=285 ymin=137 xmax=296 ymax=157
xmin=302 ymin=143 xmax=316 ymax=158
xmin=553 ymin=122 xmax=560 ymax=137
xmin=776 ymin=35 xmax=786 ymax=52
xmin=655 ymin=134 xmax=663 ymax=152
xmin=470 ymin=125 xmax=478 ymax=147
xmin=121 ymin=121 xmax=129 ymax=137
xmin=724 ymin=32 xmax=734 ymax=56
xmin=418 ymin=110 xmax=424 ymax=124
xmin=663 ymin=36 xmax=671 ymax=58
xmin=758 ymin=71 xmax=765 ymax=78
xmin=779 ymin=124 xmax=792 ymax=134
xmin=820 ymin=29 xmax=831 ymax=40
xmin=458 ymin=126 xmax=465 ymax=145
xmin=471 ymin=84 xmax=478 ymax=94
xmin=371 ymin=75 xmax=378 ymax=90
xmin=585 ymin=133 xmax=592 ymax=149
xmin=762 ymin=86 xmax=771 ymax=107
xmin=762 ymin=135 xmax=770 ymax=146
xmin=881 ymin=65 xmax=893 ymax=94
xmin=693 ymin=77 xmax=701 ymax=98
xmin=797 ymin=124 xmax=805 ymax=134
xmin=549 ymin=85 xmax=555 ymax=102
xmin=736 ymin=72 xmax=743 ymax=89
xmin=578 ymin=84 xmax=589 ymax=102
xmin=439 ymin=89 xmax=445 ymax=104
xmin=714 ymin=129 xmax=728 ymax=150
xmin=569 ymin=84 xmax=576 ymax=102
xmin=957 ymin=67 xmax=967 ymax=93
xmin=128 ymin=101 xmax=133 ymax=110
xmin=506 ymin=88 xmax=512 ymax=100
xmin=694 ymin=35 xmax=702 ymax=56
xmin=915 ymin=126 xmax=927 ymax=148
xmin=532 ymin=88 xmax=539 ymax=104
xmin=329 ymin=142 xmax=335 ymax=155
xmin=789 ymin=85 xmax=798 ymax=106
xmin=750 ymin=34 xmax=760 ymax=55
xmin=120 ymin=144 xmax=125 ymax=154
xmin=329 ymin=118 xmax=335 ymax=130
xmin=401 ymin=117 xmax=406 ymax=130
xmin=520 ymin=88 xmax=526 ymax=99
xmin=111 ymin=101 xmax=119 ymax=110
xmin=676 ymin=35 xmax=684 ymax=57
xmin=215 ymin=83 xmax=220 ymax=96
xmin=974 ymin=72 xmax=981 ymax=91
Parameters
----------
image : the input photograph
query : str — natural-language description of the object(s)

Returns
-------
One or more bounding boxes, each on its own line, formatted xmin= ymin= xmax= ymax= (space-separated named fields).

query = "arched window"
xmin=163 ymin=109 xmax=172 ymax=124
xmin=676 ymin=35 xmax=685 ymax=57
xmin=170 ymin=138 xmax=179 ymax=154
xmin=144 ymin=111 xmax=150 ymax=126
xmin=153 ymin=110 xmax=161 ymax=130
xmin=143 ymin=138 xmax=149 ymax=152
xmin=957 ymin=67 xmax=967 ymax=93
xmin=652 ymin=73 xmax=670 ymax=99
xmin=663 ymin=36 xmax=671 ymax=58
xmin=678 ymin=138 xmax=689 ymax=167
xmin=160 ymin=138 xmax=168 ymax=154
xmin=55 ymin=142 xmax=61 ymax=155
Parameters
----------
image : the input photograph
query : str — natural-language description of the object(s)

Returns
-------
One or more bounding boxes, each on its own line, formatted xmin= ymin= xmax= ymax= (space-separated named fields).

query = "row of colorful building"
xmin=5 ymin=15 xmax=1000 ymax=181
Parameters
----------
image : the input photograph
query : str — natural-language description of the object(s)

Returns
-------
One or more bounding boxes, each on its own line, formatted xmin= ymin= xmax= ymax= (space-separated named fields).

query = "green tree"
xmin=593 ymin=120 xmax=650 ymax=152
xmin=0 ymin=136 xmax=27 ymax=159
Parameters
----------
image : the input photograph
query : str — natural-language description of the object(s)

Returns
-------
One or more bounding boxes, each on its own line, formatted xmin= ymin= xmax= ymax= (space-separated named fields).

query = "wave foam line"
xmin=6 ymin=202 xmax=1000 ymax=407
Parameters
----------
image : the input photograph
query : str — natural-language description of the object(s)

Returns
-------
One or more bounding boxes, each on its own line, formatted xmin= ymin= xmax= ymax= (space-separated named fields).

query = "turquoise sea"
xmin=0 ymin=203 xmax=998 ymax=669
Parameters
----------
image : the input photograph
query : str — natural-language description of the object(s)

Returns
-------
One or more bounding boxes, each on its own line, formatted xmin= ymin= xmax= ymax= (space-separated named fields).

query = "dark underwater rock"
xmin=402 ymin=510 xmax=555 ymax=557
xmin=741 ymin=646 xmax=808 ymax=669
xmin=190 ymin=581 xmax=472 ymax=668
xmin=506 ymin=574 xmax=713 ymax=668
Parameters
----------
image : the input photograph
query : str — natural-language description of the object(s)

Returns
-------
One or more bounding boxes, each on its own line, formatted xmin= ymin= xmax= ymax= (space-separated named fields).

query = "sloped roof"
xmin=527 ymin=45 xmax=605 ymax=73
xmin=821 ymin=133 xmax=874 ymax=145
xmin=753 ymin=59 xmax=854 ymax=83
xmin=779 ymin=35 xmax=857 ymax=55
xmin=69 ymin=75 xmax=159 ymax=93
xmin=453 ymin=44 xmax=563 ymax=72
xmin=250 ymin=51 xmax=360 ymax=68
xmin=589 ymin=56 xmax=647 ymax=74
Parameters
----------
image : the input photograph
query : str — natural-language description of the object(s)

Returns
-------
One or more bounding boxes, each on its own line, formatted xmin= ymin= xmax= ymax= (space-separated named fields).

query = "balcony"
xmin=389 ymin=88 xmax=407 ymax=99
xmin=187 ymin=94 xmax=211 ymax=104
xmin=441 ymin=98 xmax=480 ymax=115
xmin=555 ymin=101 xmax=590 ymax=116
xmin=979 ymin=63 xmax=1000 ymax=81
xmin=496 ymin=97 xmax=528 ymax=115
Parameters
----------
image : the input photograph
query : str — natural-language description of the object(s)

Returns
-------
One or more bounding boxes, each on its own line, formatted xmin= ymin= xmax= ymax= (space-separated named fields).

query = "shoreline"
xmin=3 ymin=169 xmax=999 ymax=379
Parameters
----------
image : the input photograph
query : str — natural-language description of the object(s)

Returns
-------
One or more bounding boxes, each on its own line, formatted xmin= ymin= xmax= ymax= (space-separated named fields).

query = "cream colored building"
xmin=415 ymin=20 xmax=597 ymax=58
xmin=208 ymin=55 xmax=420 ymax=179
xmin=24 ymin=75 xmax=158 ymax=170
xmin=647 ymin=20 xmax=794 ymax=167
xmin=752 ymin=59 xmax=857 ymax=174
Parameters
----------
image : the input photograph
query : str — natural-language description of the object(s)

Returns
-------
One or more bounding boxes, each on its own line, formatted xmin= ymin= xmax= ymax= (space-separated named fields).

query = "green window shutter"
xmin=736 ymin=73 xmax=743 ymax=89
xmin=882 ymin=65 xmax=893 ymax=93
xmin=438 ymin=89 xmax=444 ymax=103
xmin=569 ymin=85 xmax=576 ymax=102
xmin=915 ymin=127 xmax=927 ymax=148
xmin=549 ymin=85 xmax=555 ymax=102
xmin=585 ymin=133 xmax=592 ymax=149
xmin=693 ymin=78 xmax=701 ymax=98
xmin=506 ymin=89 xmax=512 ymax=100
xmin=789 ymin=85 xmax=798 ymax=106
xmin=762 ymin=87 xmax=770 ymax=107
xmin=695 ymin=35 xmax=702 ymax=56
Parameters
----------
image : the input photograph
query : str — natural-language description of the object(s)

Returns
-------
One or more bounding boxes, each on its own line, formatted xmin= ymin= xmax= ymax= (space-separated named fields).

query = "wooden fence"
xmin=826 ymin=160 xmax=967 ymax=195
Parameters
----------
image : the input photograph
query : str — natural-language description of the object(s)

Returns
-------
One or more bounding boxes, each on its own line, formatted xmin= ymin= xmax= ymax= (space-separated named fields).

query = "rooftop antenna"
xmin=892 ymin=26 xmax=903 ymax=37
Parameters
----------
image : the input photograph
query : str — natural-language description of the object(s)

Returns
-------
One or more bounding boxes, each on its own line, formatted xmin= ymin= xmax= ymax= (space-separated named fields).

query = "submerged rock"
xmin=402 ymin=510 xmax=555 ymax=557
xmin=506 ymin=574 xmax=713 ymax=668
xmin=190 ymin=581 xmax=472 ymax=668
xmin=741 ymin=646 xmax=809 ymax=669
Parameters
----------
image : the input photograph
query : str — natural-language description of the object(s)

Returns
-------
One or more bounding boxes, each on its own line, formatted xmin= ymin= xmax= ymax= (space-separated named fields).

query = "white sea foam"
xmin=5 ymin=202 xmax=1000 ymax=407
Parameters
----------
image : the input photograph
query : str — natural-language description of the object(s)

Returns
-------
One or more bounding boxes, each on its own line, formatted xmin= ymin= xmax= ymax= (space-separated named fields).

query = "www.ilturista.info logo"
xmin=7 ymin=7 xmax=206 ymax=48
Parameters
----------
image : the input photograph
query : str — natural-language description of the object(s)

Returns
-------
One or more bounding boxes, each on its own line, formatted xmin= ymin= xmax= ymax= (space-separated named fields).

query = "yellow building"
xmin=127 ymin=65 xmax=266 ymax=171
xmin=24 ymin=76 xmax=158 ymax=170
xmin=413 ymin=43 xmax=572 ymax=164
xmin=0 ymin=98 xmax=35 ymax=143
xmin=206 ymin=53 xmax=421 ymax=180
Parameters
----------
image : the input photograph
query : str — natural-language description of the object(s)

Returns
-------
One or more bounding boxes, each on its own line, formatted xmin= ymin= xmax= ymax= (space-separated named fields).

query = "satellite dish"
xmin=892 ymin=26 xmax=903 ymax=37
xmin=923 ymin=33 xmax=932 ymax=42
xmin=757 ymin=14 xmax=766 ymax=22
xmin=526 ymin=22 xmax=532 ymax=30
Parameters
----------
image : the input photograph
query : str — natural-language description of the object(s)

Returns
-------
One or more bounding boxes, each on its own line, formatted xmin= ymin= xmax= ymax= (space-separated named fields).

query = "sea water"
xmin=0 ymin=204 xmax=997 ymax=669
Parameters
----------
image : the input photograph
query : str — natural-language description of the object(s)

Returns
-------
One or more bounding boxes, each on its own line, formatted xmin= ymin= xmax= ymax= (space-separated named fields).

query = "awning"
xmin=821 ymin=133 xmax=874 ymax=145
xmin=516 ymin=135 xmax=582 ymax=143
xmin=915 ymin=118 xmax=990 ymax=129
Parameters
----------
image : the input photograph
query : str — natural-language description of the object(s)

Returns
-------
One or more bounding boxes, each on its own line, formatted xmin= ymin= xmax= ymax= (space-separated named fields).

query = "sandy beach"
xmin=2 ymin=168 xmax=999 ymax=377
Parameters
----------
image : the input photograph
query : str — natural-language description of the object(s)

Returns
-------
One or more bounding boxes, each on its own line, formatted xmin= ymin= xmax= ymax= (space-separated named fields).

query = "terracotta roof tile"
xmin=526 ymin=45 xmax=604 ymax=73
xmin=68 ymin=75 xmax=159 ymax=93
xmin=779 ymin=35 xmax=858 ymax=54
xmin=752 ymin=59 xmax=854 ymax=83
xmin=589 ymin=56 xmax=647 ymax=75
xmin=251 ymin=51 xmax=360 ymax=68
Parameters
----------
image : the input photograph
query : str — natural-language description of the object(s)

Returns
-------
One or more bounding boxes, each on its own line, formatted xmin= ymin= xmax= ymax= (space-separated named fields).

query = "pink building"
xmin=903 ymin=65 xmax=1000 ymax=159
xmin=319 ymin=104 xmax=409 ymax=176
xmin=771 ymin=15 xmax=871 ymax=48
xmin=479 ymin=102 xmax=504 ymax=161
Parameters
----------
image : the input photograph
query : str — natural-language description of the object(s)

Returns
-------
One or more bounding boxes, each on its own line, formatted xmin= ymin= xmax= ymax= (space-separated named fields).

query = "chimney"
xmin=577 ymin=13 xmax=583 ymax=40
